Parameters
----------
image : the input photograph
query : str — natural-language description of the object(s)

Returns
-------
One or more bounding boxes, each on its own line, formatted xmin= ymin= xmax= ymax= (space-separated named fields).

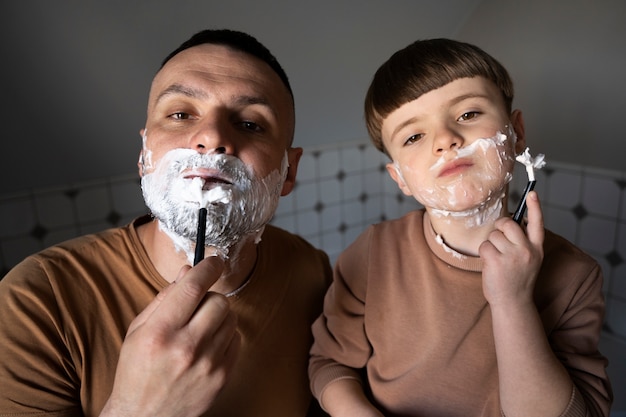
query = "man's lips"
xmin=182 ymin=169 xmax=233 ymax=188
xmin=437 ymin=158 xmax=474 ymax=178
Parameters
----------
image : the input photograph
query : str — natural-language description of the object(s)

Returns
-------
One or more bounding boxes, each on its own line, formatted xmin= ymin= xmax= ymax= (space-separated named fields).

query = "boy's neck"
xmin=426 ymin=196 xmax=508 ymax=257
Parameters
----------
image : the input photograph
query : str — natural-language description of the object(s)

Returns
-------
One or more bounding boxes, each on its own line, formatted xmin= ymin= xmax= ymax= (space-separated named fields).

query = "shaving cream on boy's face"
xmin=392 ymin=127 xmax=516 ymax=225
xmin=140 ymin=139 xmax=288 ymax=255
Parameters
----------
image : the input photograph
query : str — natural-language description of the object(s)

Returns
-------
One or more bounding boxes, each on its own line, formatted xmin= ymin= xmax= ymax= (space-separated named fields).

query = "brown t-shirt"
xmin=309 ymin=210 xmax=612 ymax=417
xmin=0 ymin=216 xmax=332 ymax=417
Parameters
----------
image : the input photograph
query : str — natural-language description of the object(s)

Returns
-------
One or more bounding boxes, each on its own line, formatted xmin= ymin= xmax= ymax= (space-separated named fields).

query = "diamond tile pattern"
xmin=0 ymin=142 xmax=625 ymax=344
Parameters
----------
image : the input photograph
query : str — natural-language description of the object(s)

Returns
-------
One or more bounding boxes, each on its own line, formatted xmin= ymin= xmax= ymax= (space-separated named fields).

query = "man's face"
xmin=381 ymin=77 xmax=525 ymax=218
xmin=139 ymin=44 xmax=300 ymax=253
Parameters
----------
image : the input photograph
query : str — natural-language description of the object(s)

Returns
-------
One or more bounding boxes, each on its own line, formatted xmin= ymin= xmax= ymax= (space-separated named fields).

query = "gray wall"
xmin=2 ymin=0 xmax=625 ymax=195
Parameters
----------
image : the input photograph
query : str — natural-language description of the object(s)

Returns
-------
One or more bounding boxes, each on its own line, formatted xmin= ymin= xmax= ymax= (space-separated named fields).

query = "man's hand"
xmin=100 ymin=256 xmax=241 ymax=417
xmin=479 ymin=191 xmax=544 ymax=307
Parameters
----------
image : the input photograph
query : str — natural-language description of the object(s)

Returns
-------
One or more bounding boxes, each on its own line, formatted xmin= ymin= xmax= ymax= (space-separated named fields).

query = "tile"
xmin=110 ymin=179 xmax=147 ymax=216
xmin=621 ymin=185 xmax=626 ymax=221
xmin=321 ymin=230 xmax=346 ymax=259
xmin=302 ymin=233 xmax=321 ymax=250
xmin=610 ymin=264 xmax=626 ymax=301
xmin=80 ymin=221 xmax=113 ymax=236
xmin=319 ymin=178 xmax=341 ymax=205
xmin=293 ymin=181 xmax=318 ymax=211
xmin=318 ymin=149 xmax=340 ymax=180
xmin=341 ymin=146 xmax=362 ymax=174
xmin=275 ymin=192 xmax=295 ymax=216
xmin=1 ymin=236 xmax=41 ymax=267
xmin=295 ymin=209 xmax=320 ymax=236
xmin=269 ymin=213 xmax=296 ymax=233
xmin=341 ymin=174 xmax=363 ymax=201
xmin=362 ymin=170 xmax=383 ymax=195
xmin=606 ymin=296 xmax=626 ymax=339
xmin=543 ymin=206 xmax=578 ymax=244
xmin=35 ymin=191 xmax=76 ymax=228
xmin=341 ymin=200 xmax=365 ymax=227
xmin=582 ymin=176 xmax=621 ymax=217
xmin=320 ymin=204 xmax=343 ymax=232
xmin=546 ymin=170 xmax=582 ymax=208
xmin=618 ymin=223 xmax=626 ymax=260
xmin=43 ymin=227 xmax=80 ymax=248
xmin=296 ymin=152 xmax=317 ymax=182
xmin=362 ymin=145 xmax=386 ymax=170
xmin=0 ymin=198 xmax=36 ymax=237
xmin=363 ymin=195 xmax=384 ymax=223
xmin=75 ymin=185 xmax=111 ymax=224
xmin=578 ymin=216 xmax=616 ymax=255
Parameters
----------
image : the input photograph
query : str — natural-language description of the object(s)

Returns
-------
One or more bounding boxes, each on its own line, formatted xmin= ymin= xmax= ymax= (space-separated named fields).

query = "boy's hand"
xmin=100 ymin=256 xmax=241 ymax=417
xmin=479 ymin=191 xmax=544 ymax=307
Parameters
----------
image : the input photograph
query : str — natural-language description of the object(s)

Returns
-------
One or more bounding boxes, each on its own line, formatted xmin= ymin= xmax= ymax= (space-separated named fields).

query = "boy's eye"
xmin=458 ymin=111 xmax=479 ymax=121
xmin=404 ymin=133 xmax=424 ymax=145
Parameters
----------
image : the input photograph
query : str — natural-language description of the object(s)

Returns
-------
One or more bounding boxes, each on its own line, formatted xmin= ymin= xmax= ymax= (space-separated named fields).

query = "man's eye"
xmin=458 ymin=111 xmax=479 ymax=121
xmin=404 ymin=133 xmax=423 ymax=145
xmin=170 ymin=112 xmax=191 ymax=120
xmin=239 ymin=121 xmax=263 ymax=133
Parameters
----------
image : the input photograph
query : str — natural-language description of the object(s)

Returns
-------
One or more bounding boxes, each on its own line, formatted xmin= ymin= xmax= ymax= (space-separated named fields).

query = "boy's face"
xmin=381 ymin=77 xmax=525 ymax=216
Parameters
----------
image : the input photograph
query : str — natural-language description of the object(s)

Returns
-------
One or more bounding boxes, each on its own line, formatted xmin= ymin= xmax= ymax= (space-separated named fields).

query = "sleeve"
xmin=548 ymin=262 xmax=613 ymax=417
xmin=0 ymin=258 xmax=82 ymax=417
xmin=308 ymin=227 xmax=374 ymax=406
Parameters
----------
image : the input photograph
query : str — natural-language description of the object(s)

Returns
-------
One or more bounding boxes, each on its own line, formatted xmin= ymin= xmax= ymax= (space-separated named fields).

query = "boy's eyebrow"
xmin=389 ymin=92 xmax=491 ymax=139
xmin=390 ymin=116 xmax=421 ymax=141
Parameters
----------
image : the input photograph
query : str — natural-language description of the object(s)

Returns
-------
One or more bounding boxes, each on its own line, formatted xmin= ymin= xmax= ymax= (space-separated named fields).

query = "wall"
xmin=0 ymin=0 xmax=480 ymax=194
xmin=1 ymin=140 xmax=624 ymax=411
xmin=456 ymin=0 xmax=626 ymax=171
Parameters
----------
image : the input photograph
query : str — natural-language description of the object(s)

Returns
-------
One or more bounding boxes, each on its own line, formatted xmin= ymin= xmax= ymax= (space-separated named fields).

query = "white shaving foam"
xmin=515 ymin=147 xmax=546 ymax=182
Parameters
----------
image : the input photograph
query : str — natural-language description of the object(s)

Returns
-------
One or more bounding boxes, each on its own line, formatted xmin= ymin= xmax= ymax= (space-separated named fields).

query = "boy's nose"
xmin=433 ymin=128 xmax=464 ymax=154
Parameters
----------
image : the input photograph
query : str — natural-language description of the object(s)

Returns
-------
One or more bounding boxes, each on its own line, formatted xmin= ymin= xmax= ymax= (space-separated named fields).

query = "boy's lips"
xmin=437 ymin=158 xmax=474 ymax=178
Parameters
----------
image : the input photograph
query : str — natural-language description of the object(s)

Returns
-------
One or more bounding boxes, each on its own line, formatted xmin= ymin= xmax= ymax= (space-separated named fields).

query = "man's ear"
xmin=138 ymin=128 xmax=147 ymax=177
xmin=280 ymin=147 xmax=303 ymax=196
xmin=386 ymin=162 xmax=413 ymax=196
xmin=511 ymin=109 xmax=526 ymax=154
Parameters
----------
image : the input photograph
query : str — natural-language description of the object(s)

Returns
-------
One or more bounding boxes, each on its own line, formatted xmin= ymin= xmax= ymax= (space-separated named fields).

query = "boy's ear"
xmin=511 ymin=109 xmax=526 ymax=154
xmin=386 ymin=162 xmax=413 ymax=196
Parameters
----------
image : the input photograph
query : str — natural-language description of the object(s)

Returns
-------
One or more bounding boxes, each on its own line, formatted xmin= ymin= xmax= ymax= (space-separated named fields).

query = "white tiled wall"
xmin=1 ymin=141 xmax=624 ymax=408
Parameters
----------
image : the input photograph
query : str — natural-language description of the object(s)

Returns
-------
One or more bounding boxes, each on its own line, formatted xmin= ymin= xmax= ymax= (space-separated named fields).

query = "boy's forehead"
xmin=381 ymin=77 xmax=506 ymax=137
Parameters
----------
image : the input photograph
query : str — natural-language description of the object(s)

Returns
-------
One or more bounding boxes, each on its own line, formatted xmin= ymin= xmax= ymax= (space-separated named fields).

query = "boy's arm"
xmin=308 ymin=229 xmax=379 ymax=415
xmin=317 ymin=379 xmax=383 ymax=417
xmin=479 ymin=191 xmax=610 ymax=417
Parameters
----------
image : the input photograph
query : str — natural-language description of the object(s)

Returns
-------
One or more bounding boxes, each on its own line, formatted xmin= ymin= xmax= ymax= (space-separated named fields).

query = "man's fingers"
xmin=150 ymin=256 xmax=226 ymax=328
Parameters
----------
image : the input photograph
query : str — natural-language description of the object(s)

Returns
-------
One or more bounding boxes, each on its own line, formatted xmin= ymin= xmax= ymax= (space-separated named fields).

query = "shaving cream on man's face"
xmin=141 ymin=145 xmax=288 ymax=260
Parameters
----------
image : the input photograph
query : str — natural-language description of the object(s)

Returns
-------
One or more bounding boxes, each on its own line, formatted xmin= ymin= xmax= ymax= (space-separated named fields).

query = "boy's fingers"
xmin=525 ymin=191 xmax=544 ymax=247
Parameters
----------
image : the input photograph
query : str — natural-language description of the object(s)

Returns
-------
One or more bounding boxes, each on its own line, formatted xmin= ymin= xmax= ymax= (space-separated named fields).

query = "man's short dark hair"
xmin=161 ymin=29 xmax=293 ymax=98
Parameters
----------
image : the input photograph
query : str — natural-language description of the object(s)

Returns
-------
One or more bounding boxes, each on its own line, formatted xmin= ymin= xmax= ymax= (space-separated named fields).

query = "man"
xmin=0 ymin=29 xmax=332 ymax=417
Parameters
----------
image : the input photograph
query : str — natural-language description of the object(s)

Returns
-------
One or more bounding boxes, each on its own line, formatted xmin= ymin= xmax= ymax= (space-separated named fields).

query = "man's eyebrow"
xmin=156 ymin=84 xmax=208 ymax=103
xmin=156 ymin=84 xmax=275 ymax=114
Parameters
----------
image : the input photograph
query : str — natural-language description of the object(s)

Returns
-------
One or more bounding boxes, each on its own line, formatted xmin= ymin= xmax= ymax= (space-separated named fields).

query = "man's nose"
xmin=189 ymin=120 xmax=233 ymax=155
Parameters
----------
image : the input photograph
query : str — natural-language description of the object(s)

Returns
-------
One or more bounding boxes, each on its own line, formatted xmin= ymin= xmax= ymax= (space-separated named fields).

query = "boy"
xmin=308 ymin=39 xmax=612 ymax=417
